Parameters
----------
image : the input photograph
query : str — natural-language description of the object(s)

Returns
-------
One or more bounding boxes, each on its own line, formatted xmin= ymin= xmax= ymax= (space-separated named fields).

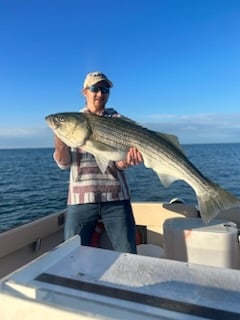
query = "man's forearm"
xmin=54 ymin=136 xmax=71 ymax=165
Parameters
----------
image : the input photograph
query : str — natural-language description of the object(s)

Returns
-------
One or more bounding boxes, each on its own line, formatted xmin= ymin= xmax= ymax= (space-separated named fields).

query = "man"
xmin=53 ymin=71 xmax=142 ymax=253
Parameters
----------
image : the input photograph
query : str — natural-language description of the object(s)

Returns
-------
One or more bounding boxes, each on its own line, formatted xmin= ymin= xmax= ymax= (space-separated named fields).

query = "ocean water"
xmin=0 ymin=143 xmax=240 ymax=233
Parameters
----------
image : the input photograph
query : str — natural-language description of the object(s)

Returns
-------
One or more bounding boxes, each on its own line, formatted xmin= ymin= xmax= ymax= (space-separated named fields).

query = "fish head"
xmin=45 ymin=112 xmax=91 ymax=147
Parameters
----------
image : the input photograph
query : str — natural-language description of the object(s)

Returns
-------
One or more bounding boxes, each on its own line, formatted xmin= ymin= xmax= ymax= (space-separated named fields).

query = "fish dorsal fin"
xmin=156 ymin=132 xmax=185 ymax=155
xmin=117 ymin=115 xmax=144 ymax=126
xmin=119 ymin=115 xmax=138 ymax=123
xmin=118 ymin=117 xmax=185 ymax=155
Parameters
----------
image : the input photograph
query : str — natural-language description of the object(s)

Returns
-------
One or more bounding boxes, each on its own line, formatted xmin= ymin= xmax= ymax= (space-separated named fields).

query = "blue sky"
xmin=1 ymin=0 xmax=240 ymax=148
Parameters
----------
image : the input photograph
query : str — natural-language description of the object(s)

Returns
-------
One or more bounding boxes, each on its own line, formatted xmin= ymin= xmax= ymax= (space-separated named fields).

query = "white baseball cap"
xmin=83 ymin=71 xmax=113 ymax=89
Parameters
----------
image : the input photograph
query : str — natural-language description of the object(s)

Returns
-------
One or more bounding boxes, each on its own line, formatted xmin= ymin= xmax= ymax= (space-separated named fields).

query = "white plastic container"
xmin=163 ymin=217 xmax=239 ymax=269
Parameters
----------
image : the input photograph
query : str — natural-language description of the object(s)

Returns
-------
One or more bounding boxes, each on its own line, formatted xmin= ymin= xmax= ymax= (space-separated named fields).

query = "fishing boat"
xmin=1 ymin=201 xmax=240 ymax=319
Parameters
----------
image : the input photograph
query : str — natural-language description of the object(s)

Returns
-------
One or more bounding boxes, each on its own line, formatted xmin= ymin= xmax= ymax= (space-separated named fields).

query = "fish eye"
xmin=58 ymin=115 xmax=65 ymax=122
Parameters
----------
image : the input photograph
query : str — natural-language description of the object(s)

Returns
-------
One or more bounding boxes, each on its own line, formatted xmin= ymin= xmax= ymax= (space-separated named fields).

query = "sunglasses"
xmin=87 ymin=86 xmax=110 ymax=94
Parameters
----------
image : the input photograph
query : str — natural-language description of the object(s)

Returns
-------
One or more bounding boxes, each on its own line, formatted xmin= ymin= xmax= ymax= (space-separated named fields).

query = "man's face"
xmin=83 ymin=81 xmax=110 ymax=114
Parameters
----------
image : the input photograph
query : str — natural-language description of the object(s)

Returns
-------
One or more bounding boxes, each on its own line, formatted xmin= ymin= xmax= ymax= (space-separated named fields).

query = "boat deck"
xmin=1 ymin=236 xmax=240 ymax=319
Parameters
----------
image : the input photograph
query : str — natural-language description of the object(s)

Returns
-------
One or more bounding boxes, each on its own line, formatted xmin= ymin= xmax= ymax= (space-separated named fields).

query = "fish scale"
xmin=46 ymin=112 xmax=240 ymax=223
xmin=87 ymin=114 xmax=207 ymax=183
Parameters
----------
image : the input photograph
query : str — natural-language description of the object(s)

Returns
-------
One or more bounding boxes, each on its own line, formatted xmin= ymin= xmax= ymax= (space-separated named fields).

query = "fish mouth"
xmin=45 ymin=115 xmax=60 ymax=129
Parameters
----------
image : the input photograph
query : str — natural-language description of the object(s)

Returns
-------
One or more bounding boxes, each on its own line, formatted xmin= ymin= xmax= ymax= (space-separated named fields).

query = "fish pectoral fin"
xmin=94 ymin=141 xmax=115 ymax=152
xmin=86 ymin=139 xmax=115 ymax=152
xmin=84 ymin=139 xmax=127 ymax=161
xmin=82 ymin=139 xmax=127 ymax=173
xmin=94 ymin=157 xmax=110 ymax=174
xmin=156 ymin=173 xmax=178 ymax=187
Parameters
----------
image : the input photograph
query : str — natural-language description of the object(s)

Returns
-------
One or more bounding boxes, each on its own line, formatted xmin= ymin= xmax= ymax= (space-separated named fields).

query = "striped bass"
xmin=45 ymin=112 xmax=240 ymax=224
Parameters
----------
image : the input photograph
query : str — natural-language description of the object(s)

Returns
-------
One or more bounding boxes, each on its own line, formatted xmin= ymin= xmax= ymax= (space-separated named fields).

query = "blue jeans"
xmin=64 ymin=200 xmax=137 ymax=254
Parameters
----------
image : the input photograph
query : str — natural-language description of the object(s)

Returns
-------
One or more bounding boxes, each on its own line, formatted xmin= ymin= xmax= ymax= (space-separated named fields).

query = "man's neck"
xmin=85 ymin=105 xmax=105 ymax=115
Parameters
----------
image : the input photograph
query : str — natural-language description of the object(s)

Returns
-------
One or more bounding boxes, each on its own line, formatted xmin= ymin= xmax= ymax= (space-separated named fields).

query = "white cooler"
xmin=163 ymin=217 xmax=240 ymax=269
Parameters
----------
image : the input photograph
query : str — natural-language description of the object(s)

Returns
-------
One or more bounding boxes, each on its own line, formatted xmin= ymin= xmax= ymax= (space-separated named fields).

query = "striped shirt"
xmin=55 ymin=108 xmax=131 ymax=205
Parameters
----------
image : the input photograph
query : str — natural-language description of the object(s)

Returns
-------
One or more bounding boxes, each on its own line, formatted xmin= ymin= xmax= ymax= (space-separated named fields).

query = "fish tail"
xmin=197 ymin=182 xmax=240 ymax=224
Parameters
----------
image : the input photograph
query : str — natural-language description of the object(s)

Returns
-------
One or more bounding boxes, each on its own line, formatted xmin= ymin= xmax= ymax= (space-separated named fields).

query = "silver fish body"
xmin=46 ymin=112 xmax=240 ymax=223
